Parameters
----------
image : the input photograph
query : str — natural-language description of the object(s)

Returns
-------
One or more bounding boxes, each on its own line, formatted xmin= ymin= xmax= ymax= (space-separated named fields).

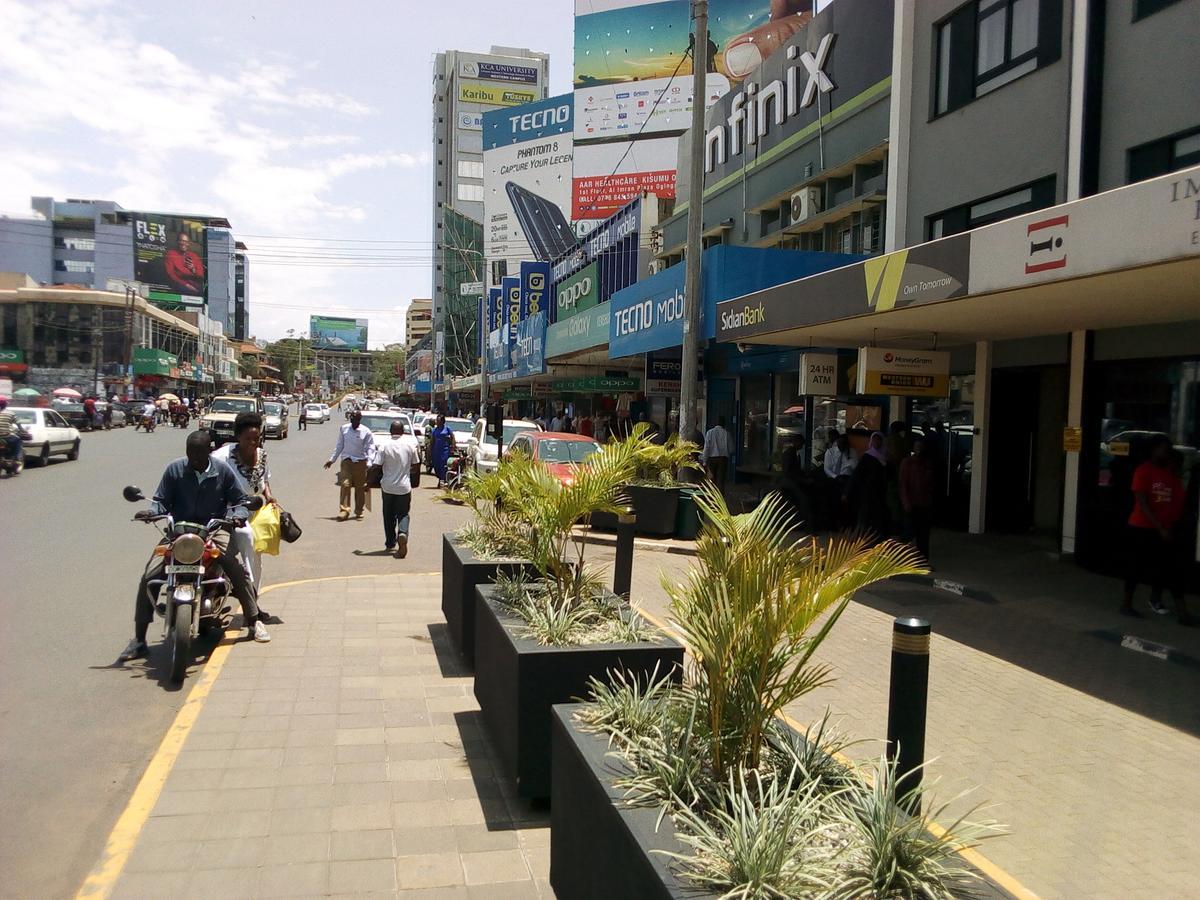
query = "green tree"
xmin=369 ymin=344 xmax=406 ymax=393
xmin=265 ymin=337 xmax=313 ymax=389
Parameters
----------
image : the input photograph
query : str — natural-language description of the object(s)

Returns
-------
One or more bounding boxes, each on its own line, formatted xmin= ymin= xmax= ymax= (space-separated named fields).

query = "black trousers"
xmin=906 ymin=507 xmax=933 ymax=563
xmin=134 ymin=530 xmax=258 ymax=635
xmin=1125 ymin=524 xmax=1172 ymax=600
xmin=381 ymin=491 xmax=412 ymax=548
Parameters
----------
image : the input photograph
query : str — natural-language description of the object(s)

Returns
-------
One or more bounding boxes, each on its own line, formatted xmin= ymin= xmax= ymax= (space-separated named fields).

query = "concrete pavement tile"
xmin=339 ymin=698 xmax=386 ymax=715
xmin=393 ymin=825 xmax=458 ymax=856
xmin=388 ymin=758 xmax=443 ymax=781
xmin=389 ymin=742 xmax=444 ymax=760
xmin=286 ymin=712 xmax=338 ymax=730
xmin=122 ymin=838 xmax=199 ymax=872
xmin=330 ymin=857 xmax=399 ymax=893
xmin=452 ymin=825 xmax=519 ymax=853
xmin=180 ymin=730 xmax=239 ymax=752
xmin=336 ymin=742 xmax=388 ymax=763
xmin=271 ymin=783 xmax=334 ymax=809
xmin=236 ymin=713 xmax=291 ymax=732
xmin=269 ymin=805 xmax=332 ymax=835
xmin=522 ymin=845 xmax=550 ymax=876
xmin=274 ymin=764 xmax=335 ymax=786
xmin=332 ymin=801 xmax=392 ymax=831
xmin=334 ymin=761 xmax=389 ymax=783
xmin=137 ymin=813 xmax=209 ymax=844
xmin=392 ymin=799 xmax=454 ymax=828
xmin=225 ymin=746 xmax=286 ymax=767
xmin=111 ymin=869 xmax=191 ymax=899
xmin=395 ymin=853 xmax=465 ymax=890
xmin=284 ymin=728 xmax=338 ymax=747
xmin=219 ymin=767 xmax=277 ymax=790
xmin=391 ymin=780 xmax=447 ymax=802
xmin=192 ymin=837 xmax=262 ymax=869
xmin=395 ymin=887 xmax=470 ymax=899
xmin=246 ymin=700 xmax=295 ymax=718
xmin=466 ymin=881 xmax=539 ymax=899
xmin=447 ymin=798 xmax=487 ymax=826
xmin=517 ymin=828 xmax=550 ymax=848
xmin=293 ymin=699 xmax=339 ymax=716
xmin=336 ymin=726 xmax=386 ymax=745
xmin=206 ymin=786 xmax=275 ymax=813
xmin=184 ymin=865 xmax=260 ymax=899
xmin=330 ymin=828 xmax=395 ymax=861
xmin=338 ymin=712 xmax=388 ymax=729
xmin=202 ymin=809 xmax=271 ymax=839
xmin=232 ymin=729 xmax=290 ymax=751
xmin=283 ymin=745 xmax=337 ymax=766
xmin=256 ymin=861 xmax=329 ymax=898
xmin=385 ymin=725 xmax=436 ymax=743
xmin=173 ymin=749 xmax=232 ymax=771
xmin=151 ymin=789 xmax=217 ymax=816
xmin=444 ymin=778 xmax=500 ymax=800
xmin=332 ymin=781 xmax=393 ymax=806
xmin=263 ymin=832 xmax=330 ymax=863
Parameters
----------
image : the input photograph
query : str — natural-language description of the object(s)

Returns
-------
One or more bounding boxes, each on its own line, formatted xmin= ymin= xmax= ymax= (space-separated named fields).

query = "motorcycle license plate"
xmin=166 ymin=564 xmax=203 ymax=574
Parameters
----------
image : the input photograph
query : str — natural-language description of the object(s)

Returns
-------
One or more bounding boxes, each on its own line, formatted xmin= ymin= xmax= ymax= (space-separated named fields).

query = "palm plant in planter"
xmin=554 ymin=483 xmax=1001 ymax=898
xmin=472 ymin=429 xmax=686 ymax=798
xmin=592 ymin=423 xmax=701 ymax=536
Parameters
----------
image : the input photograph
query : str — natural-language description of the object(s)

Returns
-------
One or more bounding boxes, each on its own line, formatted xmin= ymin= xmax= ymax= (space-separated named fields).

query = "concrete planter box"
xmin=473 ymin=584 xmax=684 ymax=800
xmin=550 ymin=705 xmax=1014 ymax=900
xmin=589 ymin=484 xmax=682 ymax=536
xmin=440 ymin=533 xmax=532 ymax=668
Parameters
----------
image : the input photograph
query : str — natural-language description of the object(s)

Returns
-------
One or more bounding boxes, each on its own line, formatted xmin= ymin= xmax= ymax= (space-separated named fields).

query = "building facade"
xmin=405 ymin=298 xmax=432 ymax=352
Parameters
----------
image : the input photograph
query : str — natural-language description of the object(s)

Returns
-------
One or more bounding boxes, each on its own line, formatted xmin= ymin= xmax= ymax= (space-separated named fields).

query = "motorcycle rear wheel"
xmin=170 ymin=604 xmax=193 ymax=683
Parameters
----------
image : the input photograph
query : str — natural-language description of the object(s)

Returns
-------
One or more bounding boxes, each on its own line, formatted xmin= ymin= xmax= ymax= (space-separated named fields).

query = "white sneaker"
xmin=253 ymin=620 xmax=271 ymax=642
xmin=396 ymin=534 xmax=408 ymax=559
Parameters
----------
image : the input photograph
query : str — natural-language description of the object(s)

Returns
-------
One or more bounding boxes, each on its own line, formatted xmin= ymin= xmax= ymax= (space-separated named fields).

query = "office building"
xmin=406 ymin=298 xmax=432 ymax=352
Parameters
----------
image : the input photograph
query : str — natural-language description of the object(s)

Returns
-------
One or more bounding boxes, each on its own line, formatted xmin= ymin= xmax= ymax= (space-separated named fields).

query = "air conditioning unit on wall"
xmin=790 ymin=187 xmax=823 ymax=225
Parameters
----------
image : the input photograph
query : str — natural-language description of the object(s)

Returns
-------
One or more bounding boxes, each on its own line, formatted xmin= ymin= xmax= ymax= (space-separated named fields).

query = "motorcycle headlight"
xmin=172 ymin=533 xmax=206 ymax=565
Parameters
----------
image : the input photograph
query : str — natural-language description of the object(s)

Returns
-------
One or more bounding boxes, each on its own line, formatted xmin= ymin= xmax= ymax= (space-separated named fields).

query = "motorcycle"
xmin=172 ymin=408 xmax=190 ymax=428
xmin=124 ymin=485 xmax=264 ymax=682
xmin=139 ymin=413 xmax=156 ymax=433
xmin=443 ymin=449 xmax=468 ymax=493
xmin=1 ymin=431 xmax=26 ymax=478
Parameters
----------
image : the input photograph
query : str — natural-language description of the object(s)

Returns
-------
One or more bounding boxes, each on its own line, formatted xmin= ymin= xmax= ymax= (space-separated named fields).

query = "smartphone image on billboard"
xmin=506 ymin=182 xmax=578 ymax=262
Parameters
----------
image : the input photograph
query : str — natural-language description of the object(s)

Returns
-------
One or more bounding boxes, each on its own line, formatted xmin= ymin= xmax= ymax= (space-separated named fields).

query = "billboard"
xmin=132 ymin=213 xmax=209 ymax=306
xmin=519 ymin=261 xmax=551 ymax=323
xmin=460 ymin=82 xmax=537 ymax=107
xmin=310 ymin=316 xmax=369 ymax=351
xmin=572 ymin=0 xmax=812 ymax=227
xmin=483 ymin=94 xmax=576 ymax=275
xmin=460 ymin=59 xmax=540 ymax=84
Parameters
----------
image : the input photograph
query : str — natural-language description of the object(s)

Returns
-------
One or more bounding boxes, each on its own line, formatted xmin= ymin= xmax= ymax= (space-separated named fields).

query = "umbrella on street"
xmin=53 ymin=387 xmax=82 ymax=399
xmin=14 ymin=387 xmax=41 ymax=399
xmin=159 ymin=392 xmax=181 ymax=402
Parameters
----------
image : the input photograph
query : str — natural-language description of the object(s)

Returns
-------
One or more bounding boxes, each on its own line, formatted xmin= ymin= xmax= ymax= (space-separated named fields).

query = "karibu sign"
xmin=855 ymin=347 xmax=950 ymax=397
xmin=460 ymin=82 xmax=536 ymax=107
xmin=555 ymin=261 xmax=598 ymax=321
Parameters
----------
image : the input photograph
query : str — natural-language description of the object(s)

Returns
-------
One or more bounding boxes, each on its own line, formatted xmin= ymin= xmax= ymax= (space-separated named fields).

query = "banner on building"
xmin=519 ymin=261 xmax=551 ymax=322
xmin=460 ymin=59 xmax=539 ymax=84
xmin=554 ymin=260 xmax=598 ymax=321
xmin=460 ymin=82 xmax=537 ymax=107
xmin=645 ymin=353 xmax=682 ymax=395
xmin=310 ymin=316 xmax=369 ymax=352
xmin=483 ymin=94 xmax=576 ymax=273
xmin=131 ymin=213 xmax=209 ymax=306
xmin=502 ymin=275 xmax=521 ymax=361
xmin=486 ymin=328 xmax=508 ymax=374
xmin=514 ymin=311 xmax=547 ymax=378
xmin=487 ymin=287 xmax=503 ymax=334
xmin=855 ymin=347 xmax=950 ymax=397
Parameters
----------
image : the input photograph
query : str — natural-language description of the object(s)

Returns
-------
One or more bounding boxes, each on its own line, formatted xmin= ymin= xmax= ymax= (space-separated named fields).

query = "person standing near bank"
xmin=324 ymin=409 xmax=375 ymax=521
xmin=1121 ymin=434 xmax=1185 ymax=618
xmin=429 ymin=413 xmax=454 ymax=488
xmin=900 ymin=437 xmax=936 ymax=564
xmin=702 ymin=417 xmax=733 ymax=491
xmin=373 ymin=420 xmax=420 ymax=557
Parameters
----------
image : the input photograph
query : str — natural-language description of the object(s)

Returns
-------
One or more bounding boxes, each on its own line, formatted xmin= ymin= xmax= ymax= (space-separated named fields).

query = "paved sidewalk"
xmin=107 ymin=574 xmax=550 ymax=899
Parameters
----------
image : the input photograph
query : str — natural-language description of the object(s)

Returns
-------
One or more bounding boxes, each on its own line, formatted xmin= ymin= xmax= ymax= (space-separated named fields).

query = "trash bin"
xmin=674 ymin=486 xmax=700 ymax=540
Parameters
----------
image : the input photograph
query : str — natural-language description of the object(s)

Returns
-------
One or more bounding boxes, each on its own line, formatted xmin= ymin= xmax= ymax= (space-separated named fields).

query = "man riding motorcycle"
xmin=119 ymin=430 xmax=270 ymax=661
xmin=0 ymin=397 xmax=28 ymax=465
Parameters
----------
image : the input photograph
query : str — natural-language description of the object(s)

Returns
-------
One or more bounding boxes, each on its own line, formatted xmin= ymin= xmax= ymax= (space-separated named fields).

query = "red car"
xmin=504 ymin=431 xmax=602 ymax=485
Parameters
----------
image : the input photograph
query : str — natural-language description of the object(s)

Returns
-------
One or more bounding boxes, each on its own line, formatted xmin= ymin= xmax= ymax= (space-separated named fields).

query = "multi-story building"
xmin=430 ymin=46 xmax=549 ymax=380
xmin=233 ymin=245 xmax=250 ymax=341
xmin=406 ymin=298 xmax=432 ymax=352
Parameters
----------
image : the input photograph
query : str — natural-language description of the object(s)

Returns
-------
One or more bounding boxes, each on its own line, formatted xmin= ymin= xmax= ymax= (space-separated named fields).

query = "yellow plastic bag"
xmin=250 ymin=502 xmax=281 ymax=556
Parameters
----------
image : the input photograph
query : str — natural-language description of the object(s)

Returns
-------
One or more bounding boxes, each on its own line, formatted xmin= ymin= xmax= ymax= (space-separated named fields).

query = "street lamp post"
xmin=679 ymin=0 xmax=708 ymax=441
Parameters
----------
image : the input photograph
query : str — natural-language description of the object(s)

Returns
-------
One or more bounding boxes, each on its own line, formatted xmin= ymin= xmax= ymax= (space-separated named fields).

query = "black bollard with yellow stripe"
xmin=613 ymin=512 xmax=636 ymax=600
xmin=887 ymin=616 xmax=931 ymax=815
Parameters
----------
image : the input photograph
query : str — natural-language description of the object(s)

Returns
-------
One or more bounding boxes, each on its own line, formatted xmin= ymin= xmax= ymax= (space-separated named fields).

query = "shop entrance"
xmin=985 ymin=366 xmax=1068 ymax=534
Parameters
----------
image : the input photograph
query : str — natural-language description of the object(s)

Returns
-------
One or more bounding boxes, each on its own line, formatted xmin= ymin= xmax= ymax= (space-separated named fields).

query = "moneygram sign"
xmin=855 ymin=347 xmax=950 ymax=397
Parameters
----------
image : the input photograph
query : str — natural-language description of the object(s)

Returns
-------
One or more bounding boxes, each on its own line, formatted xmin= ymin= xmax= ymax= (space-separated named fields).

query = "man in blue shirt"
xmin=120 ymin=431 xmax=268 ymax=661
xmin=324 ymin=409 xmax=375 ymax=521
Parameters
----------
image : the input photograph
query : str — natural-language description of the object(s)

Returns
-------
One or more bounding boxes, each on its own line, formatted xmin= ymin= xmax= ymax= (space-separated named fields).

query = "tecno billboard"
xmin=572 ymin=0 xmax=814 ymax=229
xmin=132 ymin=213 xmax=209 ymax=307
xmin=483 ymin=94 xmax=576 ymax=277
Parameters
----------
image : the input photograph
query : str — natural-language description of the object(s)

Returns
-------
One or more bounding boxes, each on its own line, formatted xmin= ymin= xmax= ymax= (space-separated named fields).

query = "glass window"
xmin=47 ymin=411 xmax=69 ymax=427
xmin=935 ymin=20 xmax=952 ymax=114
xmin=739 ymin=375 xmax=771 ymax=471
xmin=976 ymin=3 xmax=1008 ymax=76
xmin=773 ymin=377 xmax=807 ymax=473
xmin=53 ymin=259 xmax=95 ymax=273
xmin=537 ymin=439 xmax=600 ymax=463
xmin=457 ymin=183 xmax=484 ymax=202
xmin=54 ymin=236 xmax=95 ymax=250
xmin=210 ymin=398 xmax=256 ymax=413
xmin=970 ymin=187 xmax=1033 ymax=220
xmin=1010 ymin=0 xmax=1039 ymax=56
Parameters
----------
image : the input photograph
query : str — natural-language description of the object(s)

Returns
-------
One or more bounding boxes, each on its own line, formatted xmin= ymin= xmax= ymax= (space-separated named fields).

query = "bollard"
xmin=613 ymin=512 xmax=636 ymax=599
xmin=886 ymin=616 xmax=931 ymax=815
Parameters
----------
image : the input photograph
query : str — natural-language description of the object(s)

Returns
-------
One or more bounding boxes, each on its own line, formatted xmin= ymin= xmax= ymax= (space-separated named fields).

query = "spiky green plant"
xmin=766 ymin=712 xmax=860 ymax=796
xmin=629 ymin=426 xmax=702 ymax=485
xmin=451 ymin=451 xmax=541 ymax=559
xmin=832 ymin=754 xmax=1001 ymax=900
xmin=579 ymin=663 xmax=677 ymax=744
xmin=666 ymin=482 xmax=928 ymax=784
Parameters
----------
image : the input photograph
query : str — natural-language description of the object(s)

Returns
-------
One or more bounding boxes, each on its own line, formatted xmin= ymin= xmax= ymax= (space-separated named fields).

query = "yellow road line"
xmin=77 ymin=572 xmax=442 ymax=898
xmin=635 ymin=605 xmax=1039 ymax=900
xmin=75 ymin=631 xmax=238 ymax=900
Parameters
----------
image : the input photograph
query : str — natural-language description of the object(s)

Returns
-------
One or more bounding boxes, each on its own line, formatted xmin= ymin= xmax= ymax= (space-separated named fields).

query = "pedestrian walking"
xmin=900 ymin=437 xmax=936 ymax=564
xmin=849 ymin=432 xmax=890 ymax=539
xmin=702 ymin=417 xmax=733 ymax=491
xmin=429 ymin=414 xmax=455 ymax=487
xmin=212 ymin=412 xmax=277 ymax=595
xmin=373 ymin=420 xmax=420 ymax=557
xmin=298 ymin=403 xmax=308 ymax=431
xmin=324 ymin=410 xmax=375 ymax=521
xmin=1121 ymin=435 xmax=1186 ymax=619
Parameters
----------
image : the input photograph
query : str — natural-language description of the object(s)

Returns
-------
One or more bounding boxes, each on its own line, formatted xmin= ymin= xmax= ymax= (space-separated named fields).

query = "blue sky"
xmin=0 ymin=0 xmax=574 ymax=347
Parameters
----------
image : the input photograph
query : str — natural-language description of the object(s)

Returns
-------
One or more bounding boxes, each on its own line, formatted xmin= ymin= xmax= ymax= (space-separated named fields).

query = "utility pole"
xmin=123 ymin=285 xmax=136 ymax=399
xmin=679 ymin=0 xmax=707 ymax=441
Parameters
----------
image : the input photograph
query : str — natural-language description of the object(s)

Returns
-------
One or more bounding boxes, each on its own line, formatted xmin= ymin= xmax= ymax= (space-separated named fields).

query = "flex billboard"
xmin=483 ymin=95 xmax=576 ymax=274
xmin=310 ymin=316 xmax=369 ymax=351
xmin=132 ymin=213 xmax=208 ymax=307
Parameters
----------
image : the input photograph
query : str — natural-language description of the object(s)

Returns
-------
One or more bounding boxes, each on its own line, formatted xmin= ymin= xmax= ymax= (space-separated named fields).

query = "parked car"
xmin=411 ymin=413 xmax=428 ymax=441
xmin=263 ymin=401 xmax=289 ymax=440
xmin=199 ymin=395 xmax=264 ymax=446
xmin=304 ymin=402 xmax=327 ymax=424
xmin=8 ymin=407 xmax=82 ymax=466
xmin=55 ymin=402 xmax=95 ymax=432
xmin=505 ymin=432 xmax=601 ymax=486
xmin=424 ymin=417 xmax=475 ymax=473
xmin=94 ymin=401 xmax=126 ymax=428
xmin=466 ymin=418 xmax=541 ymax=473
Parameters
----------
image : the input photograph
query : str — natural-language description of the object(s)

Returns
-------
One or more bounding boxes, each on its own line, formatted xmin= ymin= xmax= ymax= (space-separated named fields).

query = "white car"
xmin=358 ymin=410 xmax=414 ymax=439
xmin=9 ymin=407 xmax=82 ymax=466
xmin=318 ymin=403 xmax=332 ymax=422
xmin=411 ymin=413 xmax=428 ymax=440
xmin=304 ymin=403 xmax=329 ymax=424
xmin=466 ymin=418 xmax=542 ymax=473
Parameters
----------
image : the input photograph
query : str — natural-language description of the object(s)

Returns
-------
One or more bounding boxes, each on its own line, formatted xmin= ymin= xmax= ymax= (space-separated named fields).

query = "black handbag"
xmin=279 ymin=509 xmax=303 ymax=543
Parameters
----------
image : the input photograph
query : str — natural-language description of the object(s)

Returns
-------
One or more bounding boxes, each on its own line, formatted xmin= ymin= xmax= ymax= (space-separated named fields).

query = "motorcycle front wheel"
xmin=170 ymin=604 xmax=193 ymax=683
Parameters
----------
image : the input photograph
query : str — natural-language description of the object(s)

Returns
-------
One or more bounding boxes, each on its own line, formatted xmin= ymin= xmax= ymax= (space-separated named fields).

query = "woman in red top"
xmin=1122 ymin=435 xmax=1186 ymax=619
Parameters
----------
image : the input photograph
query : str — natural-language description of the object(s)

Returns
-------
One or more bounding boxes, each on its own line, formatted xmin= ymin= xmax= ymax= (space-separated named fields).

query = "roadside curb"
xmin=571 ymin=528 xmax=698 ymax=556
xmin=895 ymin=572 xmax=998 ymax=603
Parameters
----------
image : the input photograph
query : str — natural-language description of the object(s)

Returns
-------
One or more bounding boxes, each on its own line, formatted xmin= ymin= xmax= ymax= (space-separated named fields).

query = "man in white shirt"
xmin=372 ymin=420 xmax=420 ymax=557
xmin=323 ymin=410 xmax=376 ymax=520
xmin=702 ymin=417 xmax=733 ymax=490
xmin=823 ymin=430 xmax=857 ymax=479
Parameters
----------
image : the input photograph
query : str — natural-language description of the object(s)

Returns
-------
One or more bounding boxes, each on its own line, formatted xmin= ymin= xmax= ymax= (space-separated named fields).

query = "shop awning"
xmin=715 ymin=164 xmax=1200 ymax=350
xmin=132 ymin=347 xmax=178 ymax=376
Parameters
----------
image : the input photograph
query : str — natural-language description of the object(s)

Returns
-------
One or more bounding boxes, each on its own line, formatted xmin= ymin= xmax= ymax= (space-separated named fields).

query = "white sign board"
xmin=799 ymin=353 xmax=838 ymax=396
xmin=459 ymin=281 xmax=484 ymax=296
xmin=855 ymin=347 xmax=950 ymax=397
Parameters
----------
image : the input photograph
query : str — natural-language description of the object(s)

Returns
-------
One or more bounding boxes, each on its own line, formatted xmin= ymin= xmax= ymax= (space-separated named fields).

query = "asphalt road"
xmin=0 ymin=410 xmax=470 ymax=899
